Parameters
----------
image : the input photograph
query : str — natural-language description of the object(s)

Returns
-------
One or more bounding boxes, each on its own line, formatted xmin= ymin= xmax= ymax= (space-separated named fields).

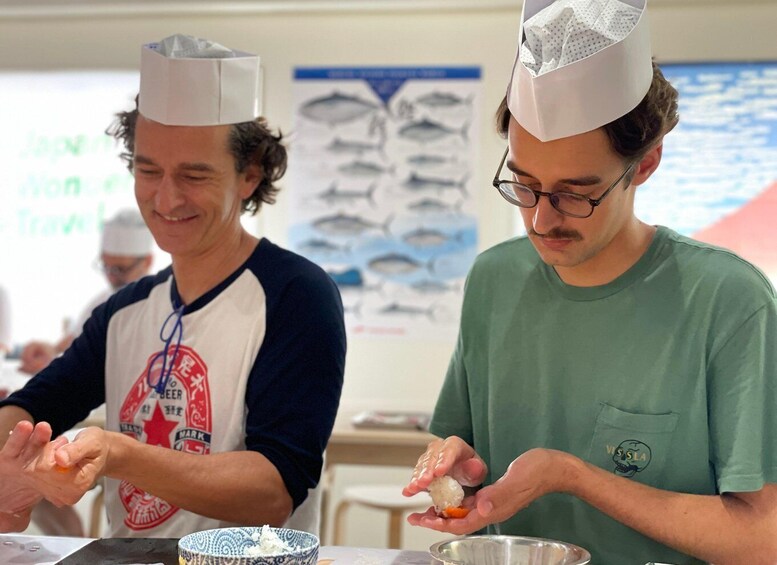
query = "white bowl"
xmin=178 ymin=526 xmax=319 ymax=565
xmin=430 ymin=535 xmax=591 ymax=565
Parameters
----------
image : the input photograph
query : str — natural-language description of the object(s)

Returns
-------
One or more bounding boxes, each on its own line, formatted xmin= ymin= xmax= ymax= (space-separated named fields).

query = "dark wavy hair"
xmin=107 ymin=97 xmax=286 ymax=215
xmin=496 ymin=61 xmax=680 ymax=162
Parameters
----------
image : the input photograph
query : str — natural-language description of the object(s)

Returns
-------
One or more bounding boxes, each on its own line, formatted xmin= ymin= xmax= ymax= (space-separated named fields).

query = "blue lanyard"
xmin=146 ymin=304 xmax=185 ymax=394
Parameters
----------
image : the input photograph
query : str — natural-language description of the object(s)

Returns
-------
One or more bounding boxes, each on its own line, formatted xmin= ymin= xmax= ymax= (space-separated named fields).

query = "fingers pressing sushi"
xmin=403 ymin=435 xmax=488 ymax=497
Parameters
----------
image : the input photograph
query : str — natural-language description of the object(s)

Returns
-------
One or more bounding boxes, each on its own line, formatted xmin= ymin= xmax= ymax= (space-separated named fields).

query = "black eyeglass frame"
xmin=492 ymin=148 xmax=636 ymax=219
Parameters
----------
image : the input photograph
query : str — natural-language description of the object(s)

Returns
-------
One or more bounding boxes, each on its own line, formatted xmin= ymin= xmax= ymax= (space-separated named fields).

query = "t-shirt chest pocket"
xmin=586 ymin=403 xmax=679 ymax=486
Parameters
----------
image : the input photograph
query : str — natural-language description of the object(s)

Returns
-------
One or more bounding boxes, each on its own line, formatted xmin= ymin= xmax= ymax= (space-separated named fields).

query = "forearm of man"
xmin=105 ymin=432 xmax=294 ymax=526
xmin=565 ymin=456 xmax=777 ymax=564
xmin=0 ymin=406 xmax=34 ymax=447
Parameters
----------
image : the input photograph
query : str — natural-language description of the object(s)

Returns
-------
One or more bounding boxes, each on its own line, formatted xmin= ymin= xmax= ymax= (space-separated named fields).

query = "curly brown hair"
xmin=107 ymin=98 xmax=286 ymax=215
xmin=496 ymin=61 xmax=679 ymax=162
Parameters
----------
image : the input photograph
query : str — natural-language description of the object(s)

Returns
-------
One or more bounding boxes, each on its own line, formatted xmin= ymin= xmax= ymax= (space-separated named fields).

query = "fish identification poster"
xmin=289 ymin=67 xmax=481 ymax=340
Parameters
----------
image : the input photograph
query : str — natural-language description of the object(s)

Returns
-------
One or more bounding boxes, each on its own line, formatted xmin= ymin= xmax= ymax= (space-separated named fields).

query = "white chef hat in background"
xmin=507 ymin=0 xmax=653 ymax=142
xmin=100 ymin=209 xmax=153 ymax=257
xmin=139 ymin=33 xmax=262 ymax=127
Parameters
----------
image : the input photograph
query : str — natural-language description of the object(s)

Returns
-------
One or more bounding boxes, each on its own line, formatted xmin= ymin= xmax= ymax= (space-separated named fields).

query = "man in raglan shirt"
xmin=0 ymin=34 xmax=346 ymax=538
xmin=403 ymin=1 xmax=777 ymax=563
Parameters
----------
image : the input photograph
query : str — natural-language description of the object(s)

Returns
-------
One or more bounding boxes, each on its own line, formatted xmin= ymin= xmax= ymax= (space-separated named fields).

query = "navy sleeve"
xmin=244 ymin=256 xmax=346 ymax=510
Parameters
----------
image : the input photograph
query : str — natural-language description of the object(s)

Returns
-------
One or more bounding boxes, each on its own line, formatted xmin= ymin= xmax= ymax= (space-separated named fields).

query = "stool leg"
xmin=333 ymin=500 xmax=351 ymax=546
xmin=319 ymin=466 xmax=334 ymax=544
xmin=388 ymin=509 xmax=403 ymax=549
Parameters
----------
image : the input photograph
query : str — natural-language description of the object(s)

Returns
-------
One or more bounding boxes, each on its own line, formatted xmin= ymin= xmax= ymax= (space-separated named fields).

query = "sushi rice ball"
xmin=428 ymin=476 xmax=470 ymax=519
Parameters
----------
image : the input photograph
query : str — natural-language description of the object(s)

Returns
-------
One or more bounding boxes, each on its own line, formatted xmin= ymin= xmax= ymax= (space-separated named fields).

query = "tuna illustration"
xmin=402 ymin=172 xmax=469 ymax=195
xmin=398 ymin=118 xmax=468 ymax=143
xmin=298 ymin=238 xmax=351 ymax=255
xmin=410 ymin=279 xmax=458 ymax=294
xmin=406 ymin=153 xmax=457 ymax=168
xmin=326 ymin=136 xmax=386 ymax=157
xmin=317 ymin=182 xmax=377 ymax=207
xmin=299 ymin=91 xmax=380 ymax=126
xmin=312 ymin=212 xmax=393 ymax=237
xmin=402 ymin=227 xmax=456 ymax=247
xmin=379 ymin=302 xmax=439 ymax=320
xmin=337 ymin=160 xmax=395 ymax=178
xmin=416 ymin=91 xmax=473 ymax=108
xmin=406 ymin=198 xmax=464 ymax=214
xmin=367 ymin=252 xmax=433 ymax=276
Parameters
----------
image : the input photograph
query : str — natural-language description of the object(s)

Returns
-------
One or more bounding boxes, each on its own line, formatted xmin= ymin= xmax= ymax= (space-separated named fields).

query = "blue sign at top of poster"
xmin=294 ymin=67 xmax=481 ymax=105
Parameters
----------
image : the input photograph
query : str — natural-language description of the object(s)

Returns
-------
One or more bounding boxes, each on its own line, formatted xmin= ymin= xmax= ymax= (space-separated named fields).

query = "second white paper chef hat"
xmin=507 ymin=0 xmax=653 ymax=142
xmin=139 ymin=33 xmax=262 ymax=126
xmin=101 ymin=209 xmax=153 ymax=257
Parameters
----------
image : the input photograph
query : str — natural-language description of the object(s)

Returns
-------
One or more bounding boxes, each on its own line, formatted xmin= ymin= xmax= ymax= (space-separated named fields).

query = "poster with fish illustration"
xmin=289 ymin=67 xmax=481 ymax=340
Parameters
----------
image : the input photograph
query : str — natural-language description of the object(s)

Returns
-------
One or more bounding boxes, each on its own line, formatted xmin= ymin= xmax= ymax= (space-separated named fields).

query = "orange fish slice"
xmin=442 ymin=506 xmax=470 ymax=519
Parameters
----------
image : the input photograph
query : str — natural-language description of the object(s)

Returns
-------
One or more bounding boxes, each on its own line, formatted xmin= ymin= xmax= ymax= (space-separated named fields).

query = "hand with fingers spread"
xmin=0 ymin=419 xmax=66 ymax=531
xmin=0 ymin=421 xmax=108 ymax=527
xmin=0 ymin=420 xmax=54 ymax=515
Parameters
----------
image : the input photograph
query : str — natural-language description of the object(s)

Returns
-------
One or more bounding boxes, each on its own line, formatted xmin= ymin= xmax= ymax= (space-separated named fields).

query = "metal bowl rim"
xmin=429 ymin=534 xmax=591 ymax=564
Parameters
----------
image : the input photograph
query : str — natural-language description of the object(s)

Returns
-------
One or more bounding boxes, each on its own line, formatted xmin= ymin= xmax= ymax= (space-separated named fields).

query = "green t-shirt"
xmin=431 ymin=226 xmax=777 ymax=565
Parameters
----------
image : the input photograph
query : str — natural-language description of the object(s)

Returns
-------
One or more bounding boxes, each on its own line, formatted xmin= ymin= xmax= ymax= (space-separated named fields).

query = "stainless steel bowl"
xmin=430 ymin=535 xmax=591 ymax=565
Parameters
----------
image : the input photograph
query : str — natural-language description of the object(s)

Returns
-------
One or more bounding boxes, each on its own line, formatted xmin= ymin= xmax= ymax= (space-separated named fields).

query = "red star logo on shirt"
xmin=142 ymin=402 xmax=178 ymax=449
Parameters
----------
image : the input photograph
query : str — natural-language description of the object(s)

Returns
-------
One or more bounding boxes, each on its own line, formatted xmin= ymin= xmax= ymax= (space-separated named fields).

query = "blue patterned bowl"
xmin=178 ymin=526 xmax=319 ymax=565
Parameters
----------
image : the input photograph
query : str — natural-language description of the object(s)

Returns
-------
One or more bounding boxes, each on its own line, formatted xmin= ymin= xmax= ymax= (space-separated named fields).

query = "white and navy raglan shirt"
xmin=1 ymin=239 xmax=346 ymax=537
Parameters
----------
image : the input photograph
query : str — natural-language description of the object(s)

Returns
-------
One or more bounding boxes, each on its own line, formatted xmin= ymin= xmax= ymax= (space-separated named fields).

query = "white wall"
xmin=2 ymin=0 xmax=776 ymax=550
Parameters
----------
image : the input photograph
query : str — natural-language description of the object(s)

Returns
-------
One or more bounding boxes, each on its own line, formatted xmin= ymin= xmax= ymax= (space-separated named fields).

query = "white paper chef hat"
xmin=139 ymin=33 xmax=262 ymax=126
xmin=507 ymin=0 xmax=653 ymax=142
xmin=100 ymin=209 xmax=153 ymax=257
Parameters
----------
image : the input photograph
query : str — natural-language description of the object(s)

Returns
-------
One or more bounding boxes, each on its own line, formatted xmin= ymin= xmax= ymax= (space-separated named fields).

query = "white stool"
xmin=333 ymin=485 xmax=431 ymax=549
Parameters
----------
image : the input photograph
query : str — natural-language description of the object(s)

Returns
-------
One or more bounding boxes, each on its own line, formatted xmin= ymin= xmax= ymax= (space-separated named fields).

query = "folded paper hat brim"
xmin=139 ymin=46 xmax=261 ymax=126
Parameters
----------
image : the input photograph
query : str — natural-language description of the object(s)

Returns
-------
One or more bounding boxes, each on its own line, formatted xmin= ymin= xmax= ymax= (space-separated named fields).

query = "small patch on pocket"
xmin=586 ymin=404 xmax=679 ymax=484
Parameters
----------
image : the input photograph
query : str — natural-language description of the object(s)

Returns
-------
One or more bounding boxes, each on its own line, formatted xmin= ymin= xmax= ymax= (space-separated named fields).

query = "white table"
xmin=0 ymin=534 xmax=433 ymax=564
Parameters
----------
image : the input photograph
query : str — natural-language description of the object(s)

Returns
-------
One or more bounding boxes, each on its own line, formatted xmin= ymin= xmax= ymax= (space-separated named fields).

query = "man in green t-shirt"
xmin=403 ymin=1 xmax=777 ymax=564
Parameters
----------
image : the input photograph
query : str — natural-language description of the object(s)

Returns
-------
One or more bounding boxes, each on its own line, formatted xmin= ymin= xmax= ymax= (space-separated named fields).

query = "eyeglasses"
xmin=492 ymin=148 xmax=636 ymax=219
xmin=146 ymin=305 xmax=184 ymax=394
xmin=93 ymin=257 xmax=145 ymax=277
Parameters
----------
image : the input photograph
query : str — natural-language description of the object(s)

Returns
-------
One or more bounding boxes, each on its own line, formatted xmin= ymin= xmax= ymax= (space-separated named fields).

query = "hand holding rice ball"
xmin=428 ymin=475 xmax=471 ymax=519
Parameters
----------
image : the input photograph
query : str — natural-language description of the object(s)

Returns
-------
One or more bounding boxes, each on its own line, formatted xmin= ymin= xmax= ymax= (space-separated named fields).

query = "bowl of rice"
xmin=178 ymin=525 xmax=319 ymax=565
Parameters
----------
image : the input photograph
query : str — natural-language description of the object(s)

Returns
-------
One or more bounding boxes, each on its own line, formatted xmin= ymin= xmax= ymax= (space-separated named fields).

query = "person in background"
xmin=19 ymin=209 xmax=154 ymax=376
xmin=0 ymin=285 xmax=10 ymax=356
xmin=403 ymin=1 xmax=777 ymax=564
xmin=0 ymin=34 xmax=345 ymax=538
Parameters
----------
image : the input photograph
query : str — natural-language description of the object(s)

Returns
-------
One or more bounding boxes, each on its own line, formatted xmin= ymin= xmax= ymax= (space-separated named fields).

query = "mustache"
xmin=528 ymin=227 xmax=582 ymax=241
